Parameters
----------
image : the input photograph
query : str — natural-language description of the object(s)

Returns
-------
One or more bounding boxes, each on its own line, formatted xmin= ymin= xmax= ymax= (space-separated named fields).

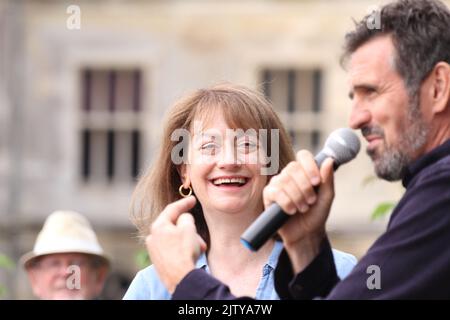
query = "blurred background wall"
xmin=2 ymin=0 xmax=444 ymax=299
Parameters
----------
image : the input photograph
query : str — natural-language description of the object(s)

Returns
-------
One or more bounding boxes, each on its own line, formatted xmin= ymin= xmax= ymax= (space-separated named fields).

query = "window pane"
xmin=261 ymin=68 xmax=323 ymax=156
xmin=90 ymin=70 xmax=109 ymax=111
xmin=294 ymin=70 xmax=314 ymax=112
xmin=133 ymin=70 xmax=141 ymax=112
xmin=312 ymin=69 xmax=322 ymax=112
xmin=291 ymin=130 xmax=321 ymax=153
xmin=108 ymin=70 xmax=116 ymax=112
xmin=82 ymin=69 xmax=92 ymax=112
xmin=287 ymin=70 xmax=296 ymax=113
xmin=262 ymin=68 xmax=322 ymax=113
xmin=267 ymin=70 xmax=289 ymax=113
xmin=107 ymin=130 xmax=115 ymax=180
xmin=81 ymin=129 xmax=90 ymax=180
xmin=115 ymin=71 xmax=134 ymax=112
xmin=90 ymin=131 xmax=108 ymax=183
xmin=79 ymin=68 xmax=143 ymax=184
xmin=131 ymin=130 xmax=140 ymax=179
xmin=114 ymin=131 xmax=132 ymax=182
xmin=262 ymin=70 xmax=272 ymax=100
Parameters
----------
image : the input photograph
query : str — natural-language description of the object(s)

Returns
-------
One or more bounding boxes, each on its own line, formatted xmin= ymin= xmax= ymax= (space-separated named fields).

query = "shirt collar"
xmin=266 ymin=240 xmax=284 ymax=270
xmin=402 ymin=139 xmax=450 ymax=188
xmin=195 ymin=240 xmax=284 ymax=273
xmin=196 ymin=252 xmax=208 ymax=271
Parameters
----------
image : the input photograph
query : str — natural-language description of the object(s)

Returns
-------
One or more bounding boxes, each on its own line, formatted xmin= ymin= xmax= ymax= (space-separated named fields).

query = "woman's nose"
xmin=217 ymin=142 xmax=241 ymax=168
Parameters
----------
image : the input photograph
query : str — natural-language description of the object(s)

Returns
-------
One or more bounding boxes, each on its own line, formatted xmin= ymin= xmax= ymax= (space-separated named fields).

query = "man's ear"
xmin=93 ymin=265 xmax=109 ymax=297
xmin=428 ymin=62 xmax=450 ymax=114
xmin=26 ymin=267 xmax=43 ymax=298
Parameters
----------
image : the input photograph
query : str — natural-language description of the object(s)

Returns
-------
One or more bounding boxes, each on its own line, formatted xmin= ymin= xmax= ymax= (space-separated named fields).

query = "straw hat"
xmin=20 ymin=210 xmax=110 ymax=269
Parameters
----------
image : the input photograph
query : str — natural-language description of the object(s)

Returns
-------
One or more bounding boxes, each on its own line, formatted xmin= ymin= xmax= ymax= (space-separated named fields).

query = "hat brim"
xmin=20 ymin=250 xmax=110 ymax=270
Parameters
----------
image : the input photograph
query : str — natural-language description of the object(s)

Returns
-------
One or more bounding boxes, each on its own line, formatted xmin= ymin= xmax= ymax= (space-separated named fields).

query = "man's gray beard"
xmin=369 ymin=95 xmax=429 ymax=181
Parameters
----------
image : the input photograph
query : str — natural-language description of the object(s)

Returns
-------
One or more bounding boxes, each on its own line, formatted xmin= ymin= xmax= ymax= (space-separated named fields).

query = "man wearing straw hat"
xmin=20 ymin=210 xmax=110 ymax=300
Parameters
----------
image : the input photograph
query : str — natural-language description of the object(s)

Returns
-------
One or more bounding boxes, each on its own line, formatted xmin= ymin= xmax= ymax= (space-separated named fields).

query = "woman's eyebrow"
xmin=193 ymin=133 xmax=219 ymax=143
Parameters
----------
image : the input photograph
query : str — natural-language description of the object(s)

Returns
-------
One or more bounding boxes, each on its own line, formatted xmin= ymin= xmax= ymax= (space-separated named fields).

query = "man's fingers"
xmin=159 ymin=195 xmax=197 ymax=224
xmin=264 ymin=184 xmax=297 ymax=215
xmin=319 ymin=158 xmax=335 ymax=200
xmin=296 ymin=150 xmax=321 ymax=186
xmin=285 ymin=163 xmax=317 ymax=207
xmin=178 ymin=213 xmax=205 ymax=250
xmin=177 ymin=213 xmax=205 ymax=257
xmin=177 ymin=212 xmax=196 ymax=230
xmin=151 ymin=196 xmax=196 ymax=234
xmin=320 ymin=158 xmax=334 ymax=182
xmin=197 ymin=234 xmax=207 ymax=252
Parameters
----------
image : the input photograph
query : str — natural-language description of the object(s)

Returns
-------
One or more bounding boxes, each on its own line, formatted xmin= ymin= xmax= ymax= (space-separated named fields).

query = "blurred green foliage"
xmin=370 ymin=201 xmax=396 ymax=221
xmin=0 ymin=253 xmax=15 ymax=298
xmin=135 ymin=249 xmax=150 ymax=269
xmin=363 ymin=175 xmax=398 ymax=221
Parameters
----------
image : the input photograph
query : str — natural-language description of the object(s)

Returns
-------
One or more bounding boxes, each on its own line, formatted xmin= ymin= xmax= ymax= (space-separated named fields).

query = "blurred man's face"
xmin=26 ymin=252 xmax=108 ymax=300
xmin=348 ymin=35 xmax=429 ymax=181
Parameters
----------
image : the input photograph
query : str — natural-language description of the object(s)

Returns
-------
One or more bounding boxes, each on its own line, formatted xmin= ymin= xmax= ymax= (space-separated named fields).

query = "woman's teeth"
xmin=212 ymin=177 xmax=247 ymax=185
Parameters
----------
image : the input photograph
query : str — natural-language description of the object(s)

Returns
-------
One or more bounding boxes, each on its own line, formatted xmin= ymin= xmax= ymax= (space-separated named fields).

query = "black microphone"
xmin=240 ymin=128 xmax=361 ymax=251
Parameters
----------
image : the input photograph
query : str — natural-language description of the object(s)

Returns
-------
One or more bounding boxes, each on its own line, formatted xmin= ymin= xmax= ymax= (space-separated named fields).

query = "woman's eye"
xmin=238 ymin=141 xmax=257 ymax=151
xmin=200 ymin=143 xmax=218 ymax=154
xmin=201 ymin=143 xmax=216 ymax=149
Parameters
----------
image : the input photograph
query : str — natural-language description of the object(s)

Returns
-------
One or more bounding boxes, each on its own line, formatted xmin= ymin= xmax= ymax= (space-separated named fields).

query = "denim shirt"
xmin=123 ymin=241 xmax=357 ymax=300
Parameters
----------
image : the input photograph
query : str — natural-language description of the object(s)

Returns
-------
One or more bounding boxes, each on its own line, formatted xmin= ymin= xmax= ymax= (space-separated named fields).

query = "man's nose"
xmin=57 ymin=261 xmax=80 ymax=275
xmin=52 ymin=263 xmax=71 ymax=278
xmin=349 ymin=103 xmax=371 ymax=130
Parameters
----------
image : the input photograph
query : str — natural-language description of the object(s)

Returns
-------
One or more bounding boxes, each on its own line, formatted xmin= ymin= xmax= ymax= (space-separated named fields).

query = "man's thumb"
xmin=197 ymin=235 xmax=207 ymax=253
xmin=320 ymin=158 xmax=335 ymax=197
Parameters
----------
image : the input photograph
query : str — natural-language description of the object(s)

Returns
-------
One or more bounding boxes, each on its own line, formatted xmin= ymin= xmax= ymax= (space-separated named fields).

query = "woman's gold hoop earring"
xmin=179 ymin=184 xmax=193 ymax=198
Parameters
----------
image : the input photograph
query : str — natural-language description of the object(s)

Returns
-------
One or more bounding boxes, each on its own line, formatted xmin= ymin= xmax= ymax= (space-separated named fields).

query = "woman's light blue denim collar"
xmin=195 ymin=240 xmax=283 ymax=274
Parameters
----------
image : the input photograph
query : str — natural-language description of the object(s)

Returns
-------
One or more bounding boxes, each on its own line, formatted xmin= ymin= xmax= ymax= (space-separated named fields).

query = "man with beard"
xmin=145 ymin=0 xmax=450 ymax=299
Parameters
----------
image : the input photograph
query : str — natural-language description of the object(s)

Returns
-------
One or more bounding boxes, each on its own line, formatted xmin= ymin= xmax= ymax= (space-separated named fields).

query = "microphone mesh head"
xmin=323 ymin=128 xmax=360 ymax=166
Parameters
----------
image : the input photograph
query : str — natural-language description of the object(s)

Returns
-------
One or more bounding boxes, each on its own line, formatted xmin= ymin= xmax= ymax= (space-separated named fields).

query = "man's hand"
xmin=146 ymin=195 xmax=207 ymax=294
xmin=263 ymin=150 xmax=335 ymax=273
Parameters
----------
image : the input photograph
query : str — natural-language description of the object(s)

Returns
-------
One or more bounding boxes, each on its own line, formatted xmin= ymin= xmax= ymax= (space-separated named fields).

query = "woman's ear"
xmin=178 ymin=165 xmax=191 ymax=187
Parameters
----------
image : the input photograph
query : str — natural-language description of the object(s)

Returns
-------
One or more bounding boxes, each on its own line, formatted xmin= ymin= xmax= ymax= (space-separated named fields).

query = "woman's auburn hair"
xmin=130 ymin=83 xmax=296 ymax=243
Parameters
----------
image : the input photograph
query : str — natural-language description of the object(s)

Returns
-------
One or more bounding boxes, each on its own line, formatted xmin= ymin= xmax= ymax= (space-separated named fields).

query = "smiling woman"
xmin=124 ymin=83 xmax=357 ymax=300
xmin=130 ymin=83 xmax=294 ymax=252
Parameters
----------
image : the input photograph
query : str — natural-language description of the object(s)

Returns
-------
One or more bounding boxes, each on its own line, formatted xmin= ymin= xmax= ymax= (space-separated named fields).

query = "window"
xmin=262 ymin=68 xmax=323 ymax=153
xmin=80 ymin=68 xmax=142 ymax=184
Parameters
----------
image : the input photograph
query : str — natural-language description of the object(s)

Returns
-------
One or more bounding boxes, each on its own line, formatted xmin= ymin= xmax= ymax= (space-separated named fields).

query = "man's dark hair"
xmin=342 ymin=0 xmax=450 ymax=97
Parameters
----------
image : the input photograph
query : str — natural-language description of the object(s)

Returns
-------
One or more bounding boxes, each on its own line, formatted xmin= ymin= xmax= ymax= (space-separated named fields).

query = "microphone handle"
xmin=240 ymin=202 xmax=290 ymax=251
xmin=240 ymin=153 xmax=334 ymax=251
